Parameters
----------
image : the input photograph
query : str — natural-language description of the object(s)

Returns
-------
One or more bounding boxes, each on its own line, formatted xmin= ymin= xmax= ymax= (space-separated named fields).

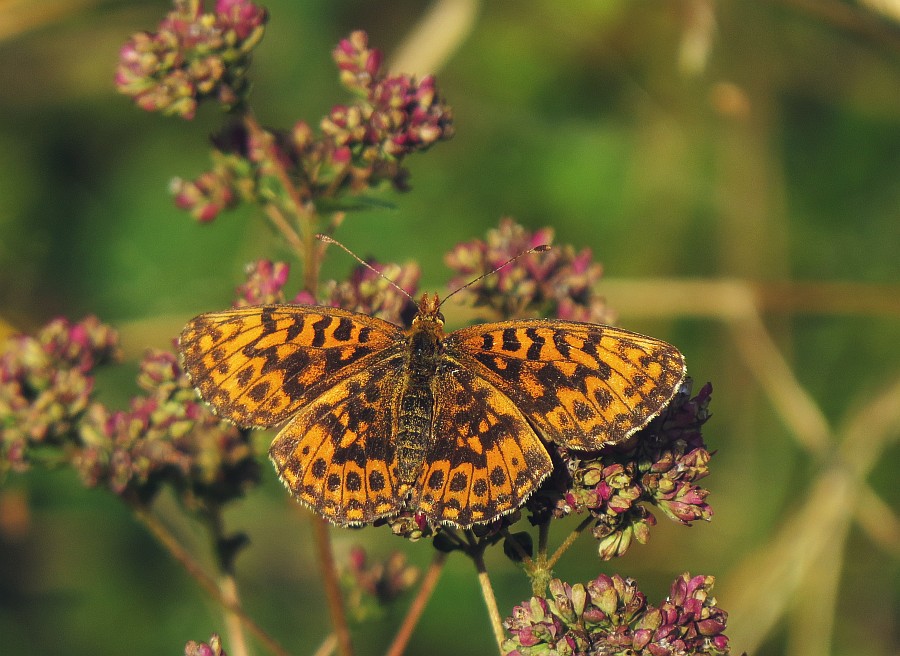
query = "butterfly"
xmin=179 ymin=289 xmax=686 ymax=528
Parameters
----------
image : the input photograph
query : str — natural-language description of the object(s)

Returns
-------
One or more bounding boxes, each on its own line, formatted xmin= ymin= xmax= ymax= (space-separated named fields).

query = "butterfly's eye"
xmin=436 ymin=311 xmax=445 ymax=324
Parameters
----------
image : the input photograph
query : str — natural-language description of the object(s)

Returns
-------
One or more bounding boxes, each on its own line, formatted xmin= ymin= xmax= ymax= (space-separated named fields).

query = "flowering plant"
xmin=0 ymin=2 xmax=732 ymax=654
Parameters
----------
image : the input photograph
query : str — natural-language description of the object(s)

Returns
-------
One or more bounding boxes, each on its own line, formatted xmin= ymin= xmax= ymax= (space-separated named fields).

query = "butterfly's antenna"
xmin=316 ymin=234 xmax=416 ymax=303
xmin=439 ymin=244 xmax=551 ymax=308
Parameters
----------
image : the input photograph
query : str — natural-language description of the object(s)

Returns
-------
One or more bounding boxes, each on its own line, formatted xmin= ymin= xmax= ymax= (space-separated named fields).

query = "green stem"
xmin=311 ymin=634 xmax=337 ymax=656
xmin=241 ymin=113 xmax=311 ymax=262
xmin=467 ymin=534 xmax=505 ymax=654
xmin=263 ymin=204 xmax=304 ymax=254
xmin=132 ymin=506 xmax=291 ymax=656
xmin=537 ymin=519 xmax=550 ymax=559
xmin=204 ymin=506 xmax=250 ymax=656
xmin=547 ymin=515 xmax=595 ymax=569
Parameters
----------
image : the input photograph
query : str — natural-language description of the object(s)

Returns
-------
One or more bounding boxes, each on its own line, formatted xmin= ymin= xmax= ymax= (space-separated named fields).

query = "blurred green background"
xmin=1 ymin=1 xmax=899 ymax=655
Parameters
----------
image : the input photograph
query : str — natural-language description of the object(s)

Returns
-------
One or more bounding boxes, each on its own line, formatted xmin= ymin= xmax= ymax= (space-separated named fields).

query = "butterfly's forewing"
xmin=269 ymin=354 xmax=406 ymax=526
xmin=414 ymin=365 xmax=553 ymax=527
xmin=180 ymin=305 xmax=403 ymax=428
xmin=444 ymin=320 xmax=686 ymax=450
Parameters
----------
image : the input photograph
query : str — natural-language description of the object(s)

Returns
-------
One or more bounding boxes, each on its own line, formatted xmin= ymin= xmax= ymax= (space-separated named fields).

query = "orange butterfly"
xmin=179 ymin=287 xmax=685 ymax=528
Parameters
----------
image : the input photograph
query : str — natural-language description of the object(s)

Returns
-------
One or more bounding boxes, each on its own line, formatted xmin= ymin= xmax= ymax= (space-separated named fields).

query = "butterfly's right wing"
xmin=444 ymin=319 xmax=686 ymax=451
xmin=179 ymin=304 xmax=404 ymax=427
xmin=269 ymin=353 xmax=406 ymax=526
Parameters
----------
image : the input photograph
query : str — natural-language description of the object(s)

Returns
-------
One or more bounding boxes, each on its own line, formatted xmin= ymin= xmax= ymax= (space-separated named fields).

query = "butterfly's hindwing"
xmin=413 ymin=363 xmax=552 ymax=527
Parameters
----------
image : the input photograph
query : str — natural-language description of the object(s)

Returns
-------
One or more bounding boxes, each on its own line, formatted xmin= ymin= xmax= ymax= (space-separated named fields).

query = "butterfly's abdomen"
xmin=396 ymin=324 xmax=442 ymax=484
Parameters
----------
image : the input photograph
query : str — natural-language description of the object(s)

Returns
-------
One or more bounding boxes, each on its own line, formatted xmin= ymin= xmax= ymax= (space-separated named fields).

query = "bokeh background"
xmin=1 ymin=1 xmax=899 ymax=655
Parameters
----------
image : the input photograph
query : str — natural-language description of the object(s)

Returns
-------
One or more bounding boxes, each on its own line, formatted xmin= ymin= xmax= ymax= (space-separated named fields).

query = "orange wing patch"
xmin=180 ymin=305 xmax=402 ymax=427
xmin=446 ymin=320 xmax=686 ymax=450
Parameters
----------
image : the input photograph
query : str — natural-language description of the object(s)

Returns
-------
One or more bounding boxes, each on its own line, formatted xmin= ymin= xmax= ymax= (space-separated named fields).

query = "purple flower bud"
xmin=215 ymin=0 xmax=267 ymax=40
xmin=185 ymin=633 xmax=226 ymax=656
xmin=698 ymin=616 xmax=727 ymax=636
xmin=446 ymin=218 xmax=610 ymax=323
xmin=117 ymin=0 xmax=266 ymax=118
xmin=504 ymin=573 xmax=730 ymax=654
xmin=322 ymin=260 xmax=419 ymax=325
xmin=333 ymin=31 xmax=383 ymax=92
xmin=233 ymin=260 xmax=290 ymax=306
xmin=171 ymin=170 xmax=237 ymax=222
xmin=589 ymin=574 xmax=620 ymax=618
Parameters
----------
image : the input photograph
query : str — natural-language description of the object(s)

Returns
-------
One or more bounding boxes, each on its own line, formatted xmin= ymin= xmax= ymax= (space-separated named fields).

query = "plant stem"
xmin=547 ymin=515 xmax=595 ymax=568
xmin=471 ymin=545 xmax=505 ymax=654
xmin=219 ymin=573 xmax=250 ymax=656
xmin=311 ymin=516 xmax=354 ymax=656
xmin=132 ymin=506 xmax=292 ymax=656
xmin=241 ymin=113 xmax=308 ymax=259
xmin=537 ymin=519 xmax=550 ymax=558
xmin=385 ymin=550 xmax=448 ymax=656
xmin=311 ymin=634 xmax=337 ymax=656
xmin=202 ymin=505 xmax=251 ymax=656
xmin=263 ymin=204 xmax=304 ymax=254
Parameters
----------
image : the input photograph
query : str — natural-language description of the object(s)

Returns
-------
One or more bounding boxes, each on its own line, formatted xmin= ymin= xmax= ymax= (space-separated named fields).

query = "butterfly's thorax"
xmin=396 ymin=302 xmax=445 ymax=485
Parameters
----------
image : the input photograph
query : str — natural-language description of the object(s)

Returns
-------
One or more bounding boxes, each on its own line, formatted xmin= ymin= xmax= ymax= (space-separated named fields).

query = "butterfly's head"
xmin=413 ymin=293 xmax=445 ymax=326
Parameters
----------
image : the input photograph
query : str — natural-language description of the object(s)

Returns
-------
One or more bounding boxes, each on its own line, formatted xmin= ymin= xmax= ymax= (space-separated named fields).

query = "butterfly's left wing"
xmin=444 ymin=319 xmax=686 ymax=451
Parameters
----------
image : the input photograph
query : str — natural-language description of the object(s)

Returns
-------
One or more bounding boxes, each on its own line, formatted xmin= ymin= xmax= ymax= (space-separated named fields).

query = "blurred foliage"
xmin=1 ymin=1 xmax=899 ymax=655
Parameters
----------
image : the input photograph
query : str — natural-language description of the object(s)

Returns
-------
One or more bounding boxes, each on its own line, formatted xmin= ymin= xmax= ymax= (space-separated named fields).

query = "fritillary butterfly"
xmin=179 ymin=289 xmax=685 ymax=528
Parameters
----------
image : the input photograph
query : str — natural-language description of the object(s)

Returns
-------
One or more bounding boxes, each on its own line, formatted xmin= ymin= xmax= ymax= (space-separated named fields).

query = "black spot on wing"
xmin=502 ymin=327 xmax=521 ymax=352
xmin=346 ymin=470 xmax=362 ymax=492
xmin=525 ymin=327 xmax=544 ymax=360
xmin=334 ymin=317 xmax=353 ymax=341
xmin=428 ymin=470 xmax=445 ymax=490
xmin=553 ymin=330 xmax=571 ymax=357
xmin=248 ymin=381 xmax=270 ymax=402
xmin=311 ymin=316 xmax=330 ymax=347
xmin=369 ymin=470 xmax=385 ymax=492
xmin=449 ymin=471 xmax=468 ymax=492
xmin=285 ymin=316 xmax=304 ymax=342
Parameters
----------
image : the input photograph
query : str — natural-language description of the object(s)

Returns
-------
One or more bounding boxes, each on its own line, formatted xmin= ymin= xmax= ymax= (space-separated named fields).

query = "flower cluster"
xmin=185 ymin=634 xmax=227 ymax=656
xmin=171 ymin=149 xmax=247 ymax=222
xmin=115 ymin=0 xmax=267 ymax=119
xmin=0 ymin=317 xmax=119 ymax=473
xmin=342 ymin=545 xmax=419 ymax=621
xmin=169 ymin=30 xmax=453 ymax=223
xmin=0 ymin=315 xmax=259 ymax=511
xmin=321 ymin=258 xmax=420 ymax=325
xmin=503 ymin=573 xmax=730 ymax=655
xmin=446 ymin=218 xmax=613 ymax=324
xmin=233 ymin=259 xmax=293 ymax=306
xmin=76 ymin=349 xmax=259 ymax=508
xmin=326 ymin=31 xmax=455 ymax=168
xmin=229 ymin=257 xmax=420 ymax=325
xmin=535 ymin=382 xmax=714 ymax=560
